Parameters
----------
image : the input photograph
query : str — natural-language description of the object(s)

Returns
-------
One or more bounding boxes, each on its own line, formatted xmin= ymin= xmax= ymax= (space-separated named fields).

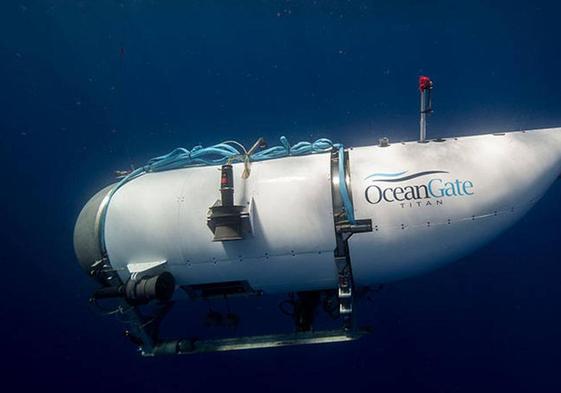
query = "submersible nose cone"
xmin=73 ymin=185 xmax=114 ymax=273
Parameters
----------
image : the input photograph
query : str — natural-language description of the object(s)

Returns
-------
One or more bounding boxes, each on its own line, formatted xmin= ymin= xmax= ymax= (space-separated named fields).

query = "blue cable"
xmin=99 ymin=136 xmax=356 ymax=252
xmin=336 ymin=145 xmax=356 ymax=224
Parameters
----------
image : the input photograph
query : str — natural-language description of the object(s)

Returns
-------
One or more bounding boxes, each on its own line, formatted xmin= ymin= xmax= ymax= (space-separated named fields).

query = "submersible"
xmin=74 ymin=77 xmax=561 ymax=355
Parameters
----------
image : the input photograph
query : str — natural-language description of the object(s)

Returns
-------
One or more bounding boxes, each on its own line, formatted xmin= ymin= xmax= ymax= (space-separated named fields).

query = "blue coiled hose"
xmin=99 ymin=137 xmax=356 ymax=251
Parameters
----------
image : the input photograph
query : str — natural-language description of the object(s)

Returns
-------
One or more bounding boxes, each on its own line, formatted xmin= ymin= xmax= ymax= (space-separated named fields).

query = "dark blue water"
xmin=2 ymin=1 xmax=561 ymax=392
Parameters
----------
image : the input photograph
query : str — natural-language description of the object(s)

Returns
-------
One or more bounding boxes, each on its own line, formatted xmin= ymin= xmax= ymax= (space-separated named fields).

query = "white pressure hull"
xmin=101 ymin=127 xmax=561 ymax=293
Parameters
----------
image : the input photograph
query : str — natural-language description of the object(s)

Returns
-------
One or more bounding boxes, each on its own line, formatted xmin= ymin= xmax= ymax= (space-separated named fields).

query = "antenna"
xmin=419 ymin=75 xmax=433 ymax=143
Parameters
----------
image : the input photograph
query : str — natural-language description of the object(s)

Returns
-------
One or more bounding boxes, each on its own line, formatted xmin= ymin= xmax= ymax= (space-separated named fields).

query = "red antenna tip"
xmin=419 ymin=75 xmax=432 ymax=92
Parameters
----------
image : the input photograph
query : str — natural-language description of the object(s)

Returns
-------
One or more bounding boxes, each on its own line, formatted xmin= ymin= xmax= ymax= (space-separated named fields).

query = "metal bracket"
xmin=330 ymin=148 xmax=373 ymax=330
xmin=127 ymin=260 xmax=167 ymax=280
xmin=335 ymin=255 xmax=353 ymax=316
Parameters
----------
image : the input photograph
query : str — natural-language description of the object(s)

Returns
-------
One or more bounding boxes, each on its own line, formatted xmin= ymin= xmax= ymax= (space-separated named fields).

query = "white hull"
xmin=98 ymin=127 xmax=561 ymax=293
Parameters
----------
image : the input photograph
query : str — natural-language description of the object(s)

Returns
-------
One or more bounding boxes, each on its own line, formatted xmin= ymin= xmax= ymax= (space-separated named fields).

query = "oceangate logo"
xmin=364 ymin=170 xmax=475 ymax=208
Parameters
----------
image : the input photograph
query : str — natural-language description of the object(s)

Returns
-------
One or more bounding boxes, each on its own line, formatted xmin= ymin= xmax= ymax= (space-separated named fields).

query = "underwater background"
xmin=2 ymin=1 xmax=561 ymax=392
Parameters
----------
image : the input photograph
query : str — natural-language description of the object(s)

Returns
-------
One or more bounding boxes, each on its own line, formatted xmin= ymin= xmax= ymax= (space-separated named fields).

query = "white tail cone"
xmin=349 ymin=127 xmax=561 ymax=284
